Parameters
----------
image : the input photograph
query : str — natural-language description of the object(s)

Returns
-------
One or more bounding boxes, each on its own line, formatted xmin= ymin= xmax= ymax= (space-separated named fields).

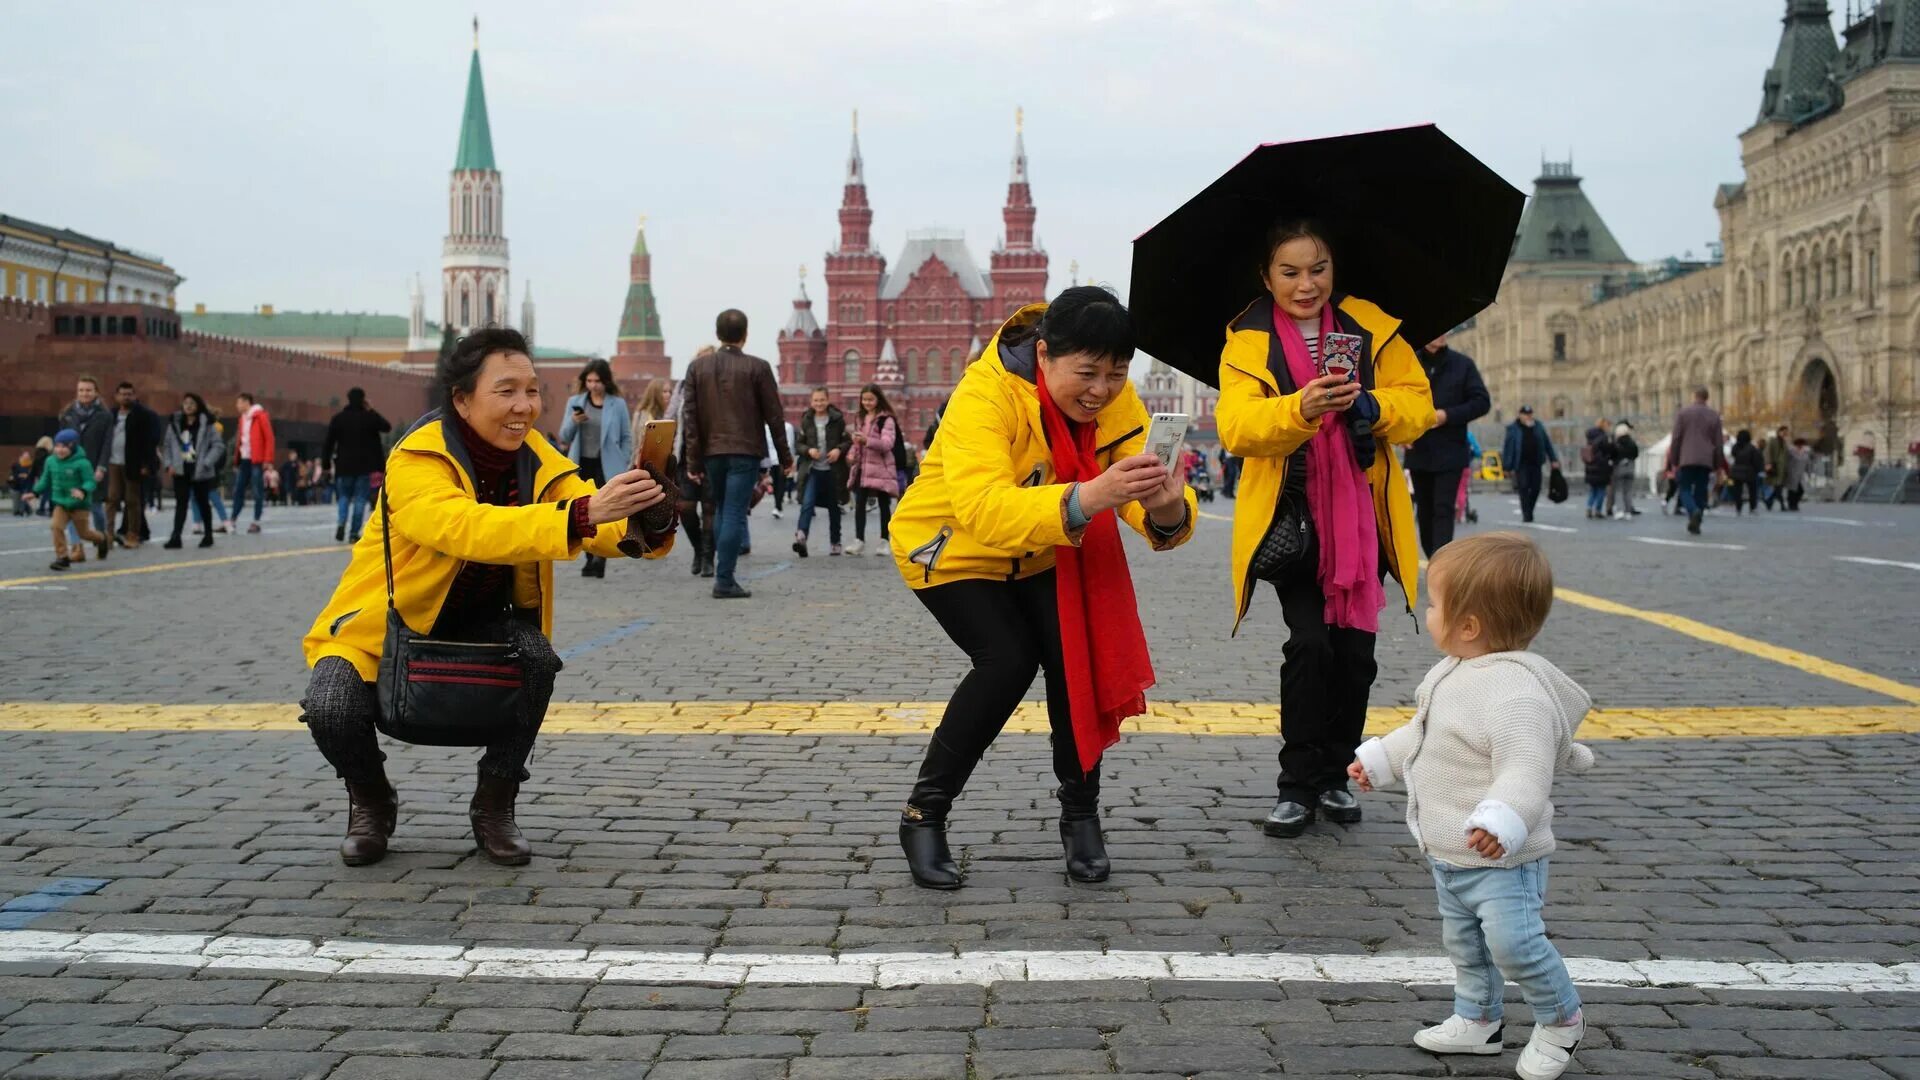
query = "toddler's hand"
xmin=1346 ymin=760 xmax=1372 ymax=793
xmin=1466 ymin=828 xmax=1506 ymax=860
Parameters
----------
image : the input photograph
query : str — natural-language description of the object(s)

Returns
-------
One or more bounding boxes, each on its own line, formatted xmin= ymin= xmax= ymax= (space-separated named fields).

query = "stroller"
xmin=1188 ymin=460 xmax=1215 ymax=503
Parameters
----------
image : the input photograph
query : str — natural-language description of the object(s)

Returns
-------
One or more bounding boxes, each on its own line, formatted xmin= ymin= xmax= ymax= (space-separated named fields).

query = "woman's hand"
xmin=853 ymin=432 xmax=866 ymax=444
xmin=1141 ymin=458 xmax=1186 ymax=522
xmin=1299 ymin=373 xmax=1362 ymax=421
xmin=1079 ymin=454 xmax=1170 ymax=516
xmin=587 ymin=469 xmax=666 ymax=525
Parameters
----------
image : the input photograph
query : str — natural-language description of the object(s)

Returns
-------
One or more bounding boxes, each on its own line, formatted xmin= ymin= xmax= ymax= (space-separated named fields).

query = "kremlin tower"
xmin=611 ymin=218 xmax=671 ymax=389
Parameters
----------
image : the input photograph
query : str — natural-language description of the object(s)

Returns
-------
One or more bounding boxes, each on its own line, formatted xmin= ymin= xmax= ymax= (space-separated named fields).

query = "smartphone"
xmin=1322 ymin=332 xmax=1363 ymax=381
xmin=1143 ymin=413 xmax=1189 ymax=470
xmin=636 ymin=419 xmax=676 ymax=475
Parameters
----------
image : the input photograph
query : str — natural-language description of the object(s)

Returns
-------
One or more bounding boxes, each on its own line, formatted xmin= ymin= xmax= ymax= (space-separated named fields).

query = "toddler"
xmin=28 ymin=430 xmax=109 ymax=571
xmin=1349 ymin=531 xmax=1593 ymax=1080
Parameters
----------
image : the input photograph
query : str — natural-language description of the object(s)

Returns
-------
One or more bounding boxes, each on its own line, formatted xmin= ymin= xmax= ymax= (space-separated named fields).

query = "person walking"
xmin=889 ymin=286 xmax=1196 ymax=889
xmin=10 ymin=451 xmax=32 ymax=516
xmin=1218 ymin=446 xmax=1239 ymax=499
xmin=1605 ymin=421 xmax=1639 ymax=519
xmin=791 ymin=387 xmax=850 ymax=559
xmin=1784 ymin=437 xmax=1811 ymax=510
xmin=1215 ymin=218 xmax=1435 ymax=839
xmin=1580 ymin=418 xmax=1614 ymax=520
xmin=58 ymin=376 xmax=115 ymax=540
xmin=683 ymin=311 xmax=792 ymax=599
xmin=558 ymin=358 xmax=634 ymax=580
xmin=1762 ymin=425 xmax=1791 ymax=511
xmin=323 ymin=387 xmax=393 ymax=545
xmin=846 ymin=384 xmax=902 ymax=556
xmin=767 ymin=419 xmax=796 ymax=518
xmin=1403 ymin=334 xmax=1490 ymax=555
xmin=28 ymin=437 xmax=54 ymax=518
xmin=1501 ymin=406 xmax=1560 ymax=523
xmin=27 ymin=430 xmax=109 ymax=571
xmin=104 ymin=381 xmax=162 ymax=549
xmin=160 ymin=393 xmax=225 ymax=550
xmin=300 ymin=328 xmax=674 ymax=867
xmin=228 ymin=392 xmax=275 ymax=534
xmin=1727 ymin=429 xmax=1765 ymax=515
xmin=1665 ymin=387 xmax=1725 ymax=535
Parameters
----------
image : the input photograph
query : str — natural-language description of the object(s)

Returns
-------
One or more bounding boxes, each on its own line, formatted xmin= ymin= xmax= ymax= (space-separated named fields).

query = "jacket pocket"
xmin=907 ymin=524 xmax=954 ymax=584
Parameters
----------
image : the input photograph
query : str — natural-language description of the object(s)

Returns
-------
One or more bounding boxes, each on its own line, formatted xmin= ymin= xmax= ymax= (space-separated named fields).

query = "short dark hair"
xmin=1260 ymin=216 xmax=1334 ymax=281
xmin=237 ymin=392 xmax=255 ymax=405
xmin=346 ymin=387 xmax=366 ymax=406
xmin=117 ymin=381 xmax=134 ymax=392
xmin=716 ymin=309 xmax=748 ymax=344
xmin=810 ymin=385 xmax=831 ymax=398
xmin=576 ymin=357 xmax=619 ymax=398
xmin=1693 ymin=386 xmax=1710 ymax=401
xmin=438 ymin=327 xmax=532 ymax=414
xmin=1021 ymin=285 xmax=1135 ymax=365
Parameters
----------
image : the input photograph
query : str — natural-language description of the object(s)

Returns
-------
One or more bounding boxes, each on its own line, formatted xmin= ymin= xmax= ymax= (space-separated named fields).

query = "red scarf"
xmin=1036 ymin=366 xmax=1157 ymax=774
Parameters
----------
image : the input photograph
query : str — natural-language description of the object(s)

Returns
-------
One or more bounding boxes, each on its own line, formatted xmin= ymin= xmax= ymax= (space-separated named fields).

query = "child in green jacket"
xmin=28 ymin=429 xmax=110 ymax=571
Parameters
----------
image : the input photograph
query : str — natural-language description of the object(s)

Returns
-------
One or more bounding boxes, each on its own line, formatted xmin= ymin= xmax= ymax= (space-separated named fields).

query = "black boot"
xmin=340 ymin=776 xmax=398 ymax=866
xmin=698 ymin=535 xmax=717 ymax=578
xmin=899 ymin=735 xmax=977 ymax=890
xmin=470 ymin=772 xmax=532 ymax=865
xmin=1058 ymin=772 xmax=1111 ymax=883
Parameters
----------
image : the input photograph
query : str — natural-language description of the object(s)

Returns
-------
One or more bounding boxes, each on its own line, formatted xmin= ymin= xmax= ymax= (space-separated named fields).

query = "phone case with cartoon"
xmin=1321 ymin=333 xmax=1363 ymax=380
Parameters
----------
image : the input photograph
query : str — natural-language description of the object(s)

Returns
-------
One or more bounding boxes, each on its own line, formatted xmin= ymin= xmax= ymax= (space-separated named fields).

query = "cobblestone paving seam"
xmin=4 ymin=701 xmax=1918 ymax=738
xmin=3 ymin=932 xmax=1916 ymax=991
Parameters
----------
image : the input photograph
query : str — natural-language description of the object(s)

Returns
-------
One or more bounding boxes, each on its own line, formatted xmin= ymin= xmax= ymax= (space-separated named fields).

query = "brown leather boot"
xmin=340 ymin=778 xmax=398 ymax=866
xmin=470 ymin=772 xmax=532 ymax=865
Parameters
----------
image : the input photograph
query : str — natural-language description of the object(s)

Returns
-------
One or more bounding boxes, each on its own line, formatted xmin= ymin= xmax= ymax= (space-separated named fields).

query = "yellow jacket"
xmin=1217 ymin=295 xmax=1434 ymax=634
xmin=890 ymin=303 xmax=1199 ymax=588
xmin=303 ymin=417 xmax=667 ymax=680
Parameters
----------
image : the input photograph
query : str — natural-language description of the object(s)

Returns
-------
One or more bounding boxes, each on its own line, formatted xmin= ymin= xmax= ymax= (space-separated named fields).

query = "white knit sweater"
xmin=1355 ymin=652 xmax=1594 ymax=869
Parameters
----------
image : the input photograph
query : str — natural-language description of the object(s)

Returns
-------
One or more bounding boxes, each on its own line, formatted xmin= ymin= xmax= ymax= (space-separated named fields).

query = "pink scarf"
xmin=1274 ymin=302 xmax=1383 ymax=633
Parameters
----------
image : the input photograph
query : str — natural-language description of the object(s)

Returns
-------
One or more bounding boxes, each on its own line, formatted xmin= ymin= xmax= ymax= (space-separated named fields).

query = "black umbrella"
xmin=1129 ymin=124 xmax=1524 ymax=388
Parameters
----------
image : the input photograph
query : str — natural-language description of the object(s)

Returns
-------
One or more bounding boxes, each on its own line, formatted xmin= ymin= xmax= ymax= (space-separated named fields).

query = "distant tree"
xmin=437 ymin=325 xmax=456 ymax=364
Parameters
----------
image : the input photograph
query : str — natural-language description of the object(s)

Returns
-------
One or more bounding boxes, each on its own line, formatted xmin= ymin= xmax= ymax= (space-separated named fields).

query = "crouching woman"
xmin=300 ymin=328 xmax=672 ymax=866
xmin=887 ymin=286 xmax=1198 ymax=889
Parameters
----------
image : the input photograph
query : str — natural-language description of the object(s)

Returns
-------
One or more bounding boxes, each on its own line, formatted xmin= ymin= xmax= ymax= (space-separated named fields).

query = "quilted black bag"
xmin=1249 ymin=448 xmax=1315 ymax=581
xmin=373 ymin=487 xmax=528 ymax=747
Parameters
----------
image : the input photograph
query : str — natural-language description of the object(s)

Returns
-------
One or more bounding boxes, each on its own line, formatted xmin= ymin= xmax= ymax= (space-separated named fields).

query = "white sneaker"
xmin=1516 ymin=1015 xmax=1583 ymax=1080
xmin=874 ymin=543 xmax=889 ymax=556
xmin=1412 ymin=1015 xmax=1504 ymax=1056
xmin=844 ymin=539 xmax=863 ymax=556
xmin=771 ymin=509 xmax=783 ymax=519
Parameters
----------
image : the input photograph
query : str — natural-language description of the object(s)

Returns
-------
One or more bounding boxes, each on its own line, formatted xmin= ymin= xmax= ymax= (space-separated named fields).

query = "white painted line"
xmin=1835 ymin=555 xmax=1920 ymax=572
xmin=0 ymin=585 xmax=67 ymax=591
xmin=1517 ymin=522 xmax=1579 ymax=533
xmin=1 ymin=931 xmax=1914 ymax=992
xmin=1631 ymin=536 xmax=1747 ymax=551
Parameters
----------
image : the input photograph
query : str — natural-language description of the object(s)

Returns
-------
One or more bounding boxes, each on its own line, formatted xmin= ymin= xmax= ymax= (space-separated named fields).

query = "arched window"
xmin=483 ymin=185 xmax=494 ymax=234
xmin=843 ymin=349 xmax=861 ymax=385
xmin=907 ymin=302 xmax=917 ymax=321
xmin=460 ymin=286 xmax=471 ymax=327
xmin=485 ymin=289 xmax=496 ymax=326
xmin=462 ymin=184 xmax=473 ymax=234
xmin=951 ymin=348 xmax=967 ymax=381
xmin=886 ymin=304 xmax=896 ymax=323
xmin=1827 ymin=252 xmax=1838 ymax=299
xmin=949 ymin=302 xmax=961 ymax=321
xmin=904 ymin=348 xmax=918 ymax=382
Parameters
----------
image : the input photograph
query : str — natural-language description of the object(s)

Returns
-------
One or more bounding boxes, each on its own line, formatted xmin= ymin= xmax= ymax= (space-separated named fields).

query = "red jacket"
xmin=233 ymin=405 xmax=276 ymax=466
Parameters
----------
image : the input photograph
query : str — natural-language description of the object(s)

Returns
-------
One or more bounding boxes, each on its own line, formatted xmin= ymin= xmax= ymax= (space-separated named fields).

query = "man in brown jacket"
xmin=1665 ymin=386 xmax=1725 ymax=535
xmin=684 ymin=309 xmax=792 ymax=598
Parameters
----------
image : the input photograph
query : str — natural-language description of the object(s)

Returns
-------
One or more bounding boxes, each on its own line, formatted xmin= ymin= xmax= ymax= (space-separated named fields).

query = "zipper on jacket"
xmin=908 ymin=525 xmax=953 ymax=584
xmin=1376 ymin=443 xmax=1416 ymax=622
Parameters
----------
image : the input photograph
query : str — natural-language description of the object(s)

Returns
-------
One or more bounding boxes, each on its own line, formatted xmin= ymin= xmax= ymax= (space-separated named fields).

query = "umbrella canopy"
xmin=1130 ymin=124 xmax=1524 ymax=388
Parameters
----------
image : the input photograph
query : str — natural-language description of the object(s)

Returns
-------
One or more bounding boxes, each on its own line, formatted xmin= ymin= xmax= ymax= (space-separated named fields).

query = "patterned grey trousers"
xmin=299 ymin=616 xmax=563 ymax=784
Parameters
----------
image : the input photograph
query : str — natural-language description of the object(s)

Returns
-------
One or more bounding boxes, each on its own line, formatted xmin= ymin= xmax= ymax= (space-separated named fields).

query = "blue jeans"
xmin=192 ymin=488 xmax=229 ymax=527
xmin=1431 ymin=858 xmax=1581 ymax=1026
xmin=704 ymin=454 xmax=760 ymax=588
xmin=796 ymin=468 xmax=842 ymax=546
xmin=1585 ymin=482 xmax=1607 ymax=514
xmin=1677 ymin=464 xmax=1712 ymax=519
xmin=231 ymin=460 xmax=266 ymax=523
xmin=335 ymin=474 xmax=373 ymax=537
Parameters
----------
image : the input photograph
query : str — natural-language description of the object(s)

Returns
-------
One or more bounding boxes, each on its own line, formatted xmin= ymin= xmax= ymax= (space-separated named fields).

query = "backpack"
xmin=889 ymin=416 xmax=908 ymax=472
xmin=1579 ymin=440 xmax=1596 ymax=466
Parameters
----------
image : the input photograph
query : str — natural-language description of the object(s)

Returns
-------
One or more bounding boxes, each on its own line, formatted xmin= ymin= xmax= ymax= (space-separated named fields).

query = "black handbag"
xmin=372 ymin=486 xmax=529 ymax=747
xmin=1547 ymin=467 xmax=1570 ymax=504
xmin=1249 ymin=448 xmax=1315 ymax=581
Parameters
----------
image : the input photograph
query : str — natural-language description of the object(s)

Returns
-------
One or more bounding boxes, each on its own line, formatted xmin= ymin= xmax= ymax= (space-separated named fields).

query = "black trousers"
xmin=299 ymin=616 xmax=562 ymax=784
xmin=1272 ymin=566 xmax=1378 ymax=804
xmin=1409 ymin=468 xmax=1461 ymax=556
xmin=854 ymin=488 xmax=893 ymax=543
xmin=1514 ymin=466 xmax=1543 ymax=521
xmin=168 ymin=474 xmax=214 ymax=543
xmin=578 ymin=458 xmax=607 ymax=571
xmin=914 ymin=569 xmax=1091 ymax=785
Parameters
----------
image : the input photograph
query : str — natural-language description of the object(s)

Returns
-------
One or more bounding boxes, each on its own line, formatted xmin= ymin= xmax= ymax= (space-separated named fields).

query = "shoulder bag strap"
xmin=380 ymin=485 xmax=396 ymax=610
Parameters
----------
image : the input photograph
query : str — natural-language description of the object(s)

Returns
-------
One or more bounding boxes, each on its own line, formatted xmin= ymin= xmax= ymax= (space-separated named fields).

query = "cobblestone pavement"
xmin=0 ymin=494 xmax=1917 ymax=1077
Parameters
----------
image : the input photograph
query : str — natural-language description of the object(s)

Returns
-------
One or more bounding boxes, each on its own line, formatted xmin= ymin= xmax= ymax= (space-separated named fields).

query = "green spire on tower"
xmin=619 ymin=216 xmax=663 ymax=342
xmin=454 ymin=18 xmax=496 ymax=172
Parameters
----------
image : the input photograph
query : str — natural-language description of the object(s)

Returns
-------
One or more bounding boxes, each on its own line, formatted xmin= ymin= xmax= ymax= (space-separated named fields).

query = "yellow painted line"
xmin=1554 ymin=586 xmax=1920 ymax=706
xmin=0 ymin=546 xmax=343 ymax=589
xmin=2 ymin=702 xmax=1916 ymax=740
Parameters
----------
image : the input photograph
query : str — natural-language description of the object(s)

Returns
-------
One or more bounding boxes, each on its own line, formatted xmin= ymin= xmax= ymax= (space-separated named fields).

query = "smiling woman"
xmin=298 ymin=328 xmax=676 ymax=869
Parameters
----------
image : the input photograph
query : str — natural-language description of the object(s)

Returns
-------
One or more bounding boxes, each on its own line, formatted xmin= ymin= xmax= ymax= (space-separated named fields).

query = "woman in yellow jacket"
xmin=300 ymin=328 xmax=672 ymax=867
xmin=889 ymin=286 xmax=1199 ymax=890
xmin=1216 ymin=218 xmax=1434 ymax=839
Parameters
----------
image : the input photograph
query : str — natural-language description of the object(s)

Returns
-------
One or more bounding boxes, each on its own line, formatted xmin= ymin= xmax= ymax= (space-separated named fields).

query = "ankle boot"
xmin=899 ymin=735 xmax=977 ymax=890
xmin=1058 ymin=772 xmax=1111 ymax=883
xmin=340 ymin=777 xmax=398 ymax=866
xmin=470 ymin=772 xmax=532 ymax=865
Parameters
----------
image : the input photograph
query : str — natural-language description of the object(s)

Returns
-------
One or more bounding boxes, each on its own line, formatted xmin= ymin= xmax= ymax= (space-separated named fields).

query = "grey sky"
xmin=5 ymin=1 xmax=1803 ymax=374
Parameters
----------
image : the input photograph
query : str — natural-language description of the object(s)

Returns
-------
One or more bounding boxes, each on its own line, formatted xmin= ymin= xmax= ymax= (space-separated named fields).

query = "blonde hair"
xmin=636 ymin=378 xmax=671 ymax=422
xmin=1427 ymin=532 xmax=1554 ymax=652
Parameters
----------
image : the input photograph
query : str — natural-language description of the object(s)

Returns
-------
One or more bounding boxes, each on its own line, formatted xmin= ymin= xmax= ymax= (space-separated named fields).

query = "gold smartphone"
xmin=637 ymin=419 xmax=676 ymax=475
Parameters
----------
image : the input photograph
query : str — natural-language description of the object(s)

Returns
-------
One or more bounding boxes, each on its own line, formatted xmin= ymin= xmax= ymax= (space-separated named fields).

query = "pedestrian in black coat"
xmin=1402 ymin=337 xmax=1490 ymax=555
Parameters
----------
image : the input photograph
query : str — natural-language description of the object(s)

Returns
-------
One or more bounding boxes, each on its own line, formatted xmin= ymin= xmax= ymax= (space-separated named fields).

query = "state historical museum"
xmin=778 ymin=112 xmax=1048 ymax=439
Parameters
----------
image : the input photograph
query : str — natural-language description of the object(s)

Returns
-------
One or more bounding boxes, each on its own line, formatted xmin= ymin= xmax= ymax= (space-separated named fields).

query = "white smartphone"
xmin=1143 ymin=413 xmax=1190 ymax=470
